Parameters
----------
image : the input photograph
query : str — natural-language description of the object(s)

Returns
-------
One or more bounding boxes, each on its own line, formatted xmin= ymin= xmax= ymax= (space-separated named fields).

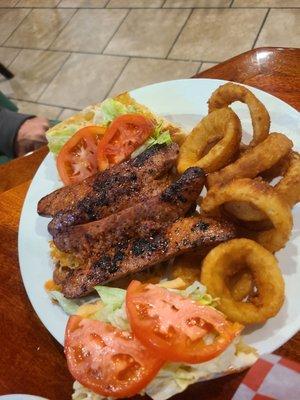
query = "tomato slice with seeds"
xmin=65 ymin=316 xmax=164 ymax=398
xmin=126 ymin=280 xmax=243 ymax=364
xmin=97 ymin=114 xmax=154 ymax=171
xmin=57 ymin=125 xmax=106 ymax=185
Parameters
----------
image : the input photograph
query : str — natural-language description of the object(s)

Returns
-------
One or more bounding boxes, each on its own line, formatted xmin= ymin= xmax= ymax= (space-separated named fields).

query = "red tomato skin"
xmin=65 ymin=315 xmax=164 ymax=398
xmin=126 ymin=280 xmax=243 ymax=364
xmin=97 ymin=114 xmax=154 ymax=171
xmin=57 ymin=125 xmax=106 ymax=185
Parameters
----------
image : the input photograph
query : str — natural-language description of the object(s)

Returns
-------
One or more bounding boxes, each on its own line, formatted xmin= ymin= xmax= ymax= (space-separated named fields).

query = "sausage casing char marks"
xmin=53 ymin=166 xmax=206 ymax=256
xmin=62 ymin=216 xmax=237 ymax=298
xmin=37 ymin=143 xmax=179 ymax=234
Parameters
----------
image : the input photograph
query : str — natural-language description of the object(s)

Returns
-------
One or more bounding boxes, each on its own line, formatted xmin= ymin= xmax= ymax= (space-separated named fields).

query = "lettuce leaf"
xmin=100 ymin=98 xmax=136 ymax=124
xmin=49 ymin=290 xmax=81 ymax=315
xmin=46 ymin=125 xmax=79 ymax=155
xmin=131 ymin=122 xmax=172 ymax=158
xmin=46 ymin=99 xmax=136 ymax=155
xmin=93 ymin=286 xmax=129 ymax=331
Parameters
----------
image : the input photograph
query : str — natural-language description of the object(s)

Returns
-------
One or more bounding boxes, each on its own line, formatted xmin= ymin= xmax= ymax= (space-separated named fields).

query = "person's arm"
xmin=0 ymin=107 xmax=49 ymax=158
xmin=0 ymin=107 xmax=33 ymax=158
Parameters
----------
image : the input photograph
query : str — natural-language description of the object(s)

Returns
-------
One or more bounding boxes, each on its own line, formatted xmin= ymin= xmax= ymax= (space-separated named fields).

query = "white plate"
xmin=0 ymin=396 xmax=47 ymax=400
xmin=19 ymin=78 xmax=300 ymax=354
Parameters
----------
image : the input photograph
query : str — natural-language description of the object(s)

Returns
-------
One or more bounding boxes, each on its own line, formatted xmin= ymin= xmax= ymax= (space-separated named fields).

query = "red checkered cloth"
xmin=232 ymin=354 xmax=300 ymax=400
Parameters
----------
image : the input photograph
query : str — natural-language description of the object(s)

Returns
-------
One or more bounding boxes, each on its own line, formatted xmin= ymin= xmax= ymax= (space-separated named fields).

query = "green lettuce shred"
xmin=100 ymin=98 xmax=136 ymax=124
xmin=48 ymin=290 xmax=81 ymax=315
xmin=131 ymin=121 xmax=172 ymax=158
xmin=46 ymin=125 xmax=79 ymax=155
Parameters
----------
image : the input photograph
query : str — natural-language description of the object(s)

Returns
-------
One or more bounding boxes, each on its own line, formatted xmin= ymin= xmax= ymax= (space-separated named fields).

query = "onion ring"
xmin=177 ymin=108 xmax=241 ymax=174
xmin=207 ymin=133 xmax=293 ymax=188
xmin=275 ymin=151 xmax=300 ymax=207
xmin=208 ymin=82 xmax=270 ymax=147
xmin=200 ymin=239 xmax=285 ymax=324
xmin=228 ymin=270 xmax=254 ymax=302
xmin=221 ymin=151 xmax=300 ymax=226
xmin=201 ymin=178 xmax=293 ymax=253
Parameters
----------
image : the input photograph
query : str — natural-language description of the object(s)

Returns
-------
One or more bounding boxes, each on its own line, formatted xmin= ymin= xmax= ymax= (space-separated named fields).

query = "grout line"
xmin=57 ymin=106 xmax=77 ymax=119
xmin=0 ymin=44 xmax=221 ymax=63
xmin=166 ymin=8 xmax=193 ymax=59
xmin=101 ymin=8 xmax=129 ymax=54
xmin=8 ymin=95 xmax=81 ymax=111
xmin=100 ymin=8 xmax=130 ymax=55
xmin=5 ymin=6 xmax=299 ymax=9
xmin=36 ymin=52 xmax=72 ymax=101
xmin=252 ymin=8 xmax=270 ymax=49
xmin=4 ymin=47 xmax=22 ymax=67
xmin=196 ymin=62 xmax=203 ymax=74
xmin=1 ymin=7 xmax=32 ymax=46
xmin=103 ymin=57 xmax=130 ymax=99
xmin=46 ymin=7 xmax=78 ymax=50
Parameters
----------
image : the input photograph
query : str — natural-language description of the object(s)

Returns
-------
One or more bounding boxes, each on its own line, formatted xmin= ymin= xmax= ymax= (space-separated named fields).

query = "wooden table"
xmin=0 ymin=47 xmax=299 ymax=399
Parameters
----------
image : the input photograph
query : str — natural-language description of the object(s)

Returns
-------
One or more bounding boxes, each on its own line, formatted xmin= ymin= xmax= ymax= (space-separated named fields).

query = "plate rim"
xmin=18 ymin=78 xmax=300 ymax=353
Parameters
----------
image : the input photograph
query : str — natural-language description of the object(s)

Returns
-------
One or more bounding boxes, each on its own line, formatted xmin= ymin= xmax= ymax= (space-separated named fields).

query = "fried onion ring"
xmin=177 ymin=108 xmax=241 ymax=174
xmin=201 ymin=178 xmax=293 ymax=253
xmin=228 ymin=270 xmax=254 ymax=302
xmin=208 ymin=82 xmax=270 ymax=147
xmin=220 ymin=151 xmax=300 ymax=226
xmin=275 ymin=151 xmax=300 ymax=207
xmin=207 ymin=133 xmax=293 ymax=188
xmin=200 ymin=239 xmax=285 ymax=324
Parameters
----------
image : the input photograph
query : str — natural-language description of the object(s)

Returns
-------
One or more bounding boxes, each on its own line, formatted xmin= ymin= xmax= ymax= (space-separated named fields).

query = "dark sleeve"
xmin=0 ymin=107 xmax=34 ymax=158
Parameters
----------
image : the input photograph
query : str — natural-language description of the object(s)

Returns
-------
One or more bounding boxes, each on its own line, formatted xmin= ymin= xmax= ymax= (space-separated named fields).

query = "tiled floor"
xmin=0 ymin=0 xmax=299 ymax=120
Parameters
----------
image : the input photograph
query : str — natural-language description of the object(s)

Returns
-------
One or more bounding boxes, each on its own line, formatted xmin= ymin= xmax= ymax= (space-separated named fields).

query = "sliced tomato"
xmin=57 ymin=125 xmax=106 ymax=185
xmin=65 ymin=316 xmax=164 ymax=398
xmin=126 ymin=280 xmax=243 ymax=364
xmin=97 ymin=114 xmax=154 ymax=171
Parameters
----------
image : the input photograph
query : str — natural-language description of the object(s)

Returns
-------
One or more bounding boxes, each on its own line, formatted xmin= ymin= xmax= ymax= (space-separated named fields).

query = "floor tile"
xmin=0 ymin=8 xmax=29 ymax=45
xmin=164 ymin=0 xmax=231 ymax=7
xmin=16 ymin=0 xmax=60 ymax=6
xmin=0 ymin=0 xmax=19 ymax=6
xmin=5 ymin=9 xmax=75 ymax=49
xmin=58 ymin=0 xmax=108 ymax=6
xmin=109 ymin=57 xmax=200 ymax=97
xmin=169 ymin=8 xmax=266 ymax=62
xmin=59 ymin=108 xmax=79 ymax=119
xmin=107 ymin=0 xmax=164 ymax=7
xmin=0 ymin=47 xmax=20 ymax=66
xmin=14 ymin=100 xmax=62 ymax=119
xmin=40 ymin=53 xmax=128 ymax=109
xmin=232 ymin=0 xmax=300 ymax=7
xmin=0 ymin=49 xmax=69 ymax=101
xmin=199 ymin=62 xmax=218 ymax=72
xmin=51 ymin=9 xmax=127 ymax=53
xmin=105 ymin=9 xmax=190 ymax=58
xmin=256 ymin=9 xmax=300 ymax=48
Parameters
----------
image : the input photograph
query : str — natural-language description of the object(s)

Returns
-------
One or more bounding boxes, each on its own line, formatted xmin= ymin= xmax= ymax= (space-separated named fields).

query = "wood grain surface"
xmin=0 ymin=47 xmax=299 ymax=399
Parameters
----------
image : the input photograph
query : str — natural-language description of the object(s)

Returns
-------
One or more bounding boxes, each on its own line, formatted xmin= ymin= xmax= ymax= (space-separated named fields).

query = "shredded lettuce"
xmin=93 ymin=286 xmax=129 ymax=330
xmin=46 ymin=125 xmax=79 ymax=155
xmin=48 ymin=281 xmax=254 ymax=400
xmin=100 ymin=98 xmax=136 ymax=124
xmin=46 ymin=99 xmax=136 ymax=155
xmin=170 ymin=280 xmax=219 ymax=308
xmin=72 ymin=341 xmax=257 ymax=400
xmin=49 ymin=290 xmax=81 ymax=315
xmin=131 ymin=121 xmax=172 ymax=158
